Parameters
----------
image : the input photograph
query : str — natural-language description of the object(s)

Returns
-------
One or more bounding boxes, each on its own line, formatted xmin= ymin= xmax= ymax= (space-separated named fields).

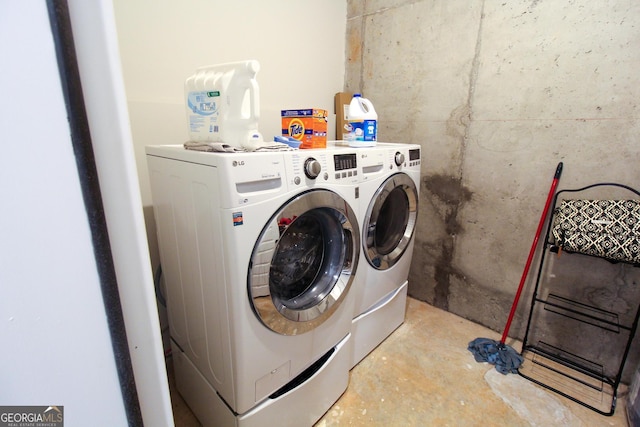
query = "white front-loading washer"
xmin=146 ymin=144 xmax=361 ymax=426
xmin=350 ymin=142 xmax=421 ymax=368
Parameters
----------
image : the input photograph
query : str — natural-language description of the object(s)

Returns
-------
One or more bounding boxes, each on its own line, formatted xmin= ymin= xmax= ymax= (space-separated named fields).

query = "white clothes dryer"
xmin=146 ymin=145 xmax=361 ymax=426
xmin=350 ymin=142 xmax=421 ymax=368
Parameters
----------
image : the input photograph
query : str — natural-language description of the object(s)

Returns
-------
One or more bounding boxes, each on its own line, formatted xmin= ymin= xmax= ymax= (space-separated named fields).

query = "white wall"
xmin=0 ymin=2 xmax=128 ymax=425
xmin=113 ymin=0 xmax=348 ymax=207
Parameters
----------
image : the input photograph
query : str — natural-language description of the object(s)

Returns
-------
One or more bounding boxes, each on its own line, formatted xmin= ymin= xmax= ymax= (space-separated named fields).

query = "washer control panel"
xmin=333 ymin=153 xmax=358 ymax=181
xmin=284 ymin=149 xmax=360 ymax=186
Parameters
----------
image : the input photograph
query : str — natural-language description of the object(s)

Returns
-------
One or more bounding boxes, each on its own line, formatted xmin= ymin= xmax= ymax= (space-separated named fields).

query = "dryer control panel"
xmin=408 ymin=148 xmax=421 ymax=167
xmin=388 ymin=145 xmax=421 ymax=171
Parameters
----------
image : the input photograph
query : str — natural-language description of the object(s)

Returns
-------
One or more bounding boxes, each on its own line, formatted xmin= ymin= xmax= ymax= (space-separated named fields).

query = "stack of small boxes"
xmin=281 ymin=108 xmax=328 ymax=149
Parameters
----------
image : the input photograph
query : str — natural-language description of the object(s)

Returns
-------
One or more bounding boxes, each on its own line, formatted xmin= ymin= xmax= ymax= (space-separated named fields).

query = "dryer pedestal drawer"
xmin=350 ymin=281 xmax=408 ymax=368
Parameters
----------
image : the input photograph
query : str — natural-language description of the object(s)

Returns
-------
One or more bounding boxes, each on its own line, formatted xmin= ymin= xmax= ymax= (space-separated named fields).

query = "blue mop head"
xmin=468 ymin=337 xmax=523 ymax=375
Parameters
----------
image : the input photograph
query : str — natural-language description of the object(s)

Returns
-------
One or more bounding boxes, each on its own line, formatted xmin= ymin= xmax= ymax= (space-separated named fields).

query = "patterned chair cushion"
xmin=551 ymin=199 xmax=640 ymax=264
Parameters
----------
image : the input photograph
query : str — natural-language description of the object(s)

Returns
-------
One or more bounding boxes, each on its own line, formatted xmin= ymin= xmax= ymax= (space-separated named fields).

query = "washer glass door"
xmin=248 ymin=189 xmax=359 ymax=335
xmin=364 ymin=173 xmax=418 ymax=270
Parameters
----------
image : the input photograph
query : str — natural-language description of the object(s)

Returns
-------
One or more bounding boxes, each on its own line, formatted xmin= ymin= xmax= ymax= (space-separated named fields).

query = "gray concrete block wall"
xmin=346 ymin=0 xmax=640 ymax=382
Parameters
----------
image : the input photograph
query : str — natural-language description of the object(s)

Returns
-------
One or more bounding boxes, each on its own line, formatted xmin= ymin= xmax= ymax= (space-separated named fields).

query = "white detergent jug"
xmin=347 ymin=93 xmax=377 ymax=147
xmin=185 ymin=60 xmax=263 ymax=148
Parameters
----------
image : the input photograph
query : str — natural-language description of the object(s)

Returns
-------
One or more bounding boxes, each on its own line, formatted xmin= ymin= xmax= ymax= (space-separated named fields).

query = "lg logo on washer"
xmin=232 ymin=160 xmax=245 ymax=166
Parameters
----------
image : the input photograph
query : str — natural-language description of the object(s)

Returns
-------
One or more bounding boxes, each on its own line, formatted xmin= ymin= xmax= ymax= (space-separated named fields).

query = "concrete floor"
xmin=169 ymin=297 xmax=631 ymax=426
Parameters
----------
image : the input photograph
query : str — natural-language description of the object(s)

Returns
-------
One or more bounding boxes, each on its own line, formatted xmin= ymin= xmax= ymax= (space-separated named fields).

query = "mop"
xmin=469 ymin=162 xmax=563 ymax=374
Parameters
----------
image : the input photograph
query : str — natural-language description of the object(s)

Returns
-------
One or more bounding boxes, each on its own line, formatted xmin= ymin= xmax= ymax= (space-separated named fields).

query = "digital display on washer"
xmin=334 ymin=153 xmax=357 ymax=171
xmin=409 ymin=149 xmax=420 ymax=161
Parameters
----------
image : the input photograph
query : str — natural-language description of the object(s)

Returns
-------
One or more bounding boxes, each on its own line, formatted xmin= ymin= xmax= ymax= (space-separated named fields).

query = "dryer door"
xmin=248 ymin=189 xmax=360 ymax=335
xmin=364 ymin=173 xmax=418 ymax=270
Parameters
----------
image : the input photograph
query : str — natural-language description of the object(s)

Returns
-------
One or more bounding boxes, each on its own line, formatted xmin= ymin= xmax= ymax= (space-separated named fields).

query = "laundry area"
xmin=3 ymin=1 xmax=639 ymax=426
xmin=120 ymin=1 xmax=640 ymax=424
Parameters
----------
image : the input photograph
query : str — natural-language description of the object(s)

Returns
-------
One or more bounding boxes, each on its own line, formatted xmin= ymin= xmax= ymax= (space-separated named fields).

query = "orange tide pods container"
xmin=281 ymin=109 xmax=328 ymax=149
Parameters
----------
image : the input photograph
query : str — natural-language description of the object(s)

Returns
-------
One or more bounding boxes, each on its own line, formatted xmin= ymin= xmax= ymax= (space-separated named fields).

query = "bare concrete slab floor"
xmin=169 ymin=297 xmax=630 ymax=426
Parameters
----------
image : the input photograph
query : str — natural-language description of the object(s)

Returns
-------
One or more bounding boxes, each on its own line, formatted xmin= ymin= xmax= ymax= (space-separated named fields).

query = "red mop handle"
xmin=500 ymin=162 xmax=563 ymax=345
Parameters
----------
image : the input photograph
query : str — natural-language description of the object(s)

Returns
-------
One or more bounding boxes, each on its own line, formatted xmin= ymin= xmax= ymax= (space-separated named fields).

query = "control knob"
xmin=394 ymin=152 xmax=405 ymax=167
xmin=304 ymin=158 xmax=322 ymax=179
